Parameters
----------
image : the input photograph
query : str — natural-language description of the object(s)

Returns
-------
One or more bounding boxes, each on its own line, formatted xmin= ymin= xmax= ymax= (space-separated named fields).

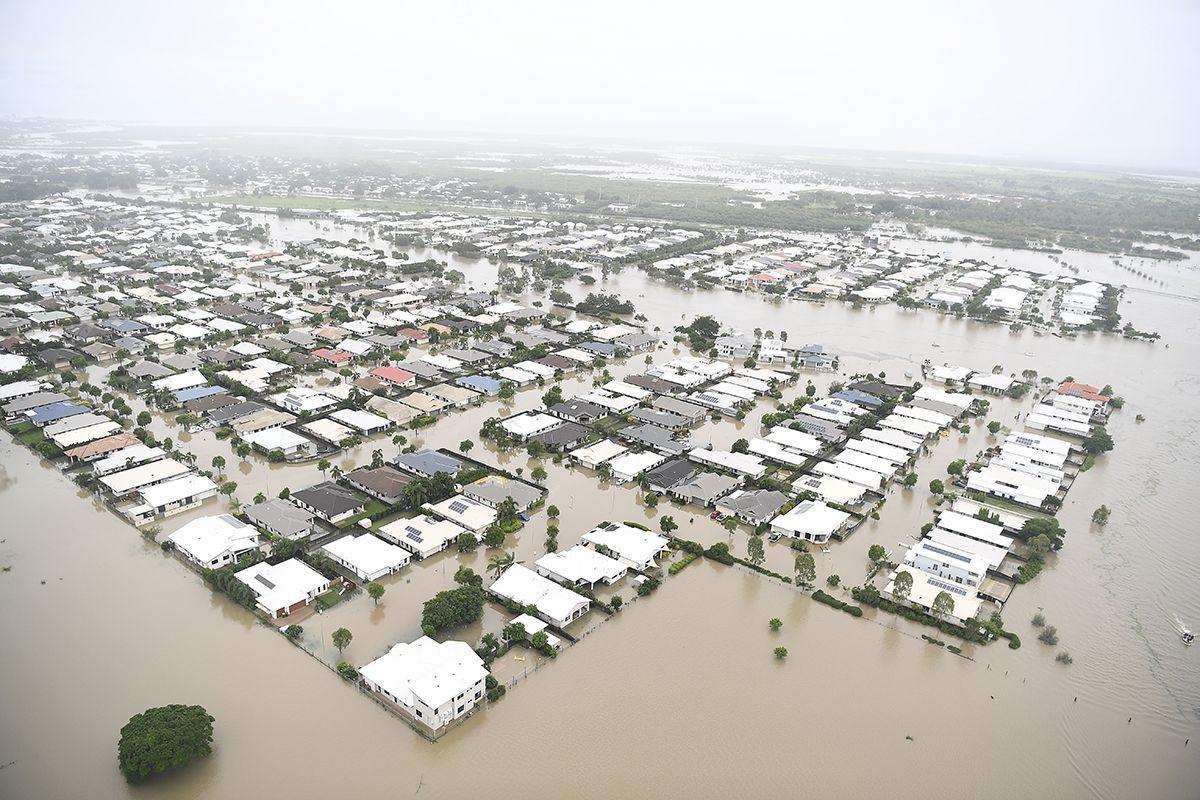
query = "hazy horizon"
xmin=2 ymin=0 xmax=1198 ymax=170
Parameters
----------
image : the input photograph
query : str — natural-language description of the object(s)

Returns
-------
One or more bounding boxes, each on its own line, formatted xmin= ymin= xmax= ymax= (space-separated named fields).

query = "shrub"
xmin=1031 ymin=612 xmax=1046 ymax=627
xmin=336 ymin=662 xmax=359 ymax=680
xmin=773 ymin=646 xmax=788 ymax=659
xmin=769 ymin=618 xmax=783 ymax=631
xmin=668 ymin=552 xmax=700 ymax=575
xmin=486 ymin=685 xmax=507 ymax=702
xmin=283 ymin=625 xmax=304 ymax=640
xmin=1055 ymin=651 xmax=1074 ymax=665
xmin=703 ymin=542 xmax=734 ymax=565
xmin=1038 ymin=626 xmax=1059 ymax=645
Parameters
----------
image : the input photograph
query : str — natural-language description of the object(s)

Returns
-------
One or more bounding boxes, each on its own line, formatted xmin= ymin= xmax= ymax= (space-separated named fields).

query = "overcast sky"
xmin=3 ymin=0 xmax=1198 ymax=169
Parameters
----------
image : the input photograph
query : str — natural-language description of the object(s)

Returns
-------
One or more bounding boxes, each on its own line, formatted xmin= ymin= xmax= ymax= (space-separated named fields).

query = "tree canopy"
xmin=117 ymin=704 xmax=214 ymax=784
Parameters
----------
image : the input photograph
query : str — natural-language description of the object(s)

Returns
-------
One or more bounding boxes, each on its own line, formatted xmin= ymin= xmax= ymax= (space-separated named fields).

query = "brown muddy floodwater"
xmin=2 ymin=230 xmax=1199 ymax=799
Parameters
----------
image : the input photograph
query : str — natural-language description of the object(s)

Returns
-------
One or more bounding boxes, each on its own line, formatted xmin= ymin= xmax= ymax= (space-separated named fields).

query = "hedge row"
xmin=812 ymin=589 xmax=864 ymax=617
xmin=668 ymin=552 xmax=700 ymax=575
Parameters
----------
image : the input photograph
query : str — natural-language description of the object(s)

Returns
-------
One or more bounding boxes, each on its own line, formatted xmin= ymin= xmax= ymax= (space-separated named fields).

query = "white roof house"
xmin=605 ymin=450 xmax=667 ymax=483
xmin=423 ymin=494 xmax=496 ymax=533
xmin=966 ymin=464 xmax=1058 ymax=508
xmin=322 ymin=532 xmax=411 ymax=581
xmin=491 ymin=564 xmax=590 ymax=628
xmin=378 ymin=514 xmax=467 ymax=559
xmin=884 ymin=568 xmax=981 ymax=623
xmin=903 ymin=538 xmax=989 ymax=589
xmin=878 ymin=413 xmax=939 ymax=438
xmin=844 ymin=437 xmax=910 ymax=465
xmin=571 ymin=439 xmax=627 ymax=469
xmin=235 ymin=558 xmax=330 ymax=619
xmin=687 ymin=447 xmax=766 ymax=478
xmin=167 ymin=514 xmax=259 ymax=569
xmin=792 ymin=473 xmax=866 ymax=506
xmin=359 ymin=637 xmax=488 ymax=731
xmin=765 ymin=426 xmax=822 ymax=455
xmin=133 ymin=473 xmax=218 ymax=514
xmin=894 ymin=404 xmax=954 ymax=427
xmin=934 ymin=510 xmax=1014 ymax=549
xmin=99 ymin=459 xmax=191 ymax=496
xmin=151 ymin=370 xmax=207 ymax=392
xmin=581 ymin=522 xmax=670 ymax=571
xmin=242 ymin=426 xmax=312 ymax=456
xmin=860 ymin=427 xmax=923 ymax=452
xmin=535 ymin=545 xmax=627 ymax=587
xmin=328 ymin=408 xmax=393 ymax=434
xmin=500 ymin=411 xmax=561 ymax=439
xmin=92 ymin=444 xmax=166 ymax=476
xmin=770 ymin=500 xmax=850 ymax=543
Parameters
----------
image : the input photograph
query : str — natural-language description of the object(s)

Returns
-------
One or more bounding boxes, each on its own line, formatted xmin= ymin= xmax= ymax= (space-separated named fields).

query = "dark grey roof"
xmin=243 ymin=497 xmax=314 ymax=538
xmin=290 ymin=481 xmax=365 ymax=518
xmin=528 ymin=421 xmax=590 ymax=449
xmin=644 ymin=458 xmax=700 ymax=491
xmin=549 ymin=399 xmax=608 ymax=422
xmin=618 ymin=423 xmax=689 ymax=455
xmin=718 ymin=489 xmax=788 ymax=521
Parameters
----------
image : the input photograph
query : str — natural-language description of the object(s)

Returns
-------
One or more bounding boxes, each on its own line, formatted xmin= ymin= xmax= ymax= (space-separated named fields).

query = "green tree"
xmin=422 ymin=584 xmax=485 ymax=634
xmin=774 ymin=646 xmax=788 ymax=659
xmin=117 ymin=704 xmax=214 ymax=784
xmin=1092 ymin=504 xmax=1111 ymax=525
xmin=531 ymin=465 xmax=548 ymax=482
xmin=947 ymin=459 xmax=965 ymax=476
xmin=987 ymin=420 xmax=1002 ymax=434
xmin=1083 ymin=429 xmax=1114 ymax=455
xmin=456 ymin=531 xmax=479 ymax=552
xmin=136 ymin=411 xmax=151 ymax=427
xmin=731 ymin=438 xmax=750 ymax=454
xmin=454 ymin=565 xmax=480 ymax=586
xmin=211 ymin=455 xmax=226 ymax=475
xmin=367 ymin=582 xmax=385 ymax=605
xmin=932 ymin=590 xmax=955 ymax=618
xmin=482 ymin=525 xmax=506 ymax=548
xmin=487 ymin=551 xmax=515 ymax=580
xmin=459 ymin=439 xmax=474 ymax=454
xmin=868 ymin=543 xmax=887 ymax=564
xmin=644 ymin=491 xmax=659 ymax=507
xmin=498 ymin=382 xmax=515 ymax=400
xmin=747 ymin=534 xmax=765 ymax=565
xmin=892 ymin=570 xmax=913 ymax=605
xmin=928 ymin=479 xmax=945 ymax=495
xmin=902 ymin=472 xmax=918 ymax=487
xmin=547 ymin=505 xmax=560 ymax=519
xmin=332 ymin=627 xmax=352 ymax=654
xmin=1020 ymin=516 xmax=1066 ymax=548
xmin=317 ymin=458 xmax=331 ymax=477
xmin=794 ymin=551 xmax=816 ymax=587
xmin=659 ymin=515 xmax=678 ymax=534
xmin=769 ymin=617 xmax=783 ymax=631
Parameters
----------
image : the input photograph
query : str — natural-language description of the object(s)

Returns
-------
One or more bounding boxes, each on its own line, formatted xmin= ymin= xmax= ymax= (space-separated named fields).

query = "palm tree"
xmin=488 ymin=551 xmax=515 ymax=580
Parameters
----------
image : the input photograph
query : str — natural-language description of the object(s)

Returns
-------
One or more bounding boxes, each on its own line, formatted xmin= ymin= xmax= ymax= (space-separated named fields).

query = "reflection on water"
xmin=1 ymin=231 xmax=1199 ymax=799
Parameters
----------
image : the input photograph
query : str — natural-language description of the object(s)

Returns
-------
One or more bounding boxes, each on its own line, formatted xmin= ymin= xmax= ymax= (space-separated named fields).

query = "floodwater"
xmin=2 ymin=223 xmax=1199 ymax=799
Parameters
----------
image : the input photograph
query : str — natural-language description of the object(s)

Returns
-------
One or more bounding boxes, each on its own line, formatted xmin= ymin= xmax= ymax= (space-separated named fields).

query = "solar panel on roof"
xmin=448 ymin=500 xmax=469 ymax=514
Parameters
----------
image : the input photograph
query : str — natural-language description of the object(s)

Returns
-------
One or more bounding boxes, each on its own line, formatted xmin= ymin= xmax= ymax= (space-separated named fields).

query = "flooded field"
xmin=2 ymin=225 xmax=1198 ymax=799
